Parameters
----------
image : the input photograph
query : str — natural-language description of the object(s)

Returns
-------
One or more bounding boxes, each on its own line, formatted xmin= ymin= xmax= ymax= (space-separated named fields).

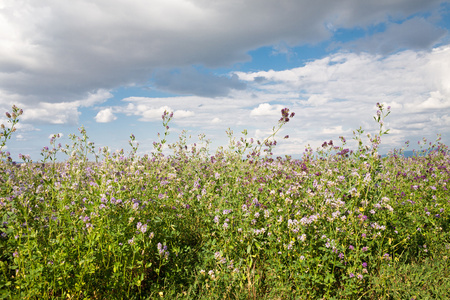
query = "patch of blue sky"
xmin=240 ymin=44 xmax=329 ymax=72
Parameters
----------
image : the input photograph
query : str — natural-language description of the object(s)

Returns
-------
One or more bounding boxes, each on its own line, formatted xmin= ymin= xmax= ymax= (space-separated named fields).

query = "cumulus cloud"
xmin=174 ymin=110 xmax=195 ymax=119
xmin=94 ymin=45 xmax=449 ymax=154
xmin=20 ymin=102 xmax=81 ymax=125
xmin=1 ymin=0 xmax=449 ymax=159
xmin=122 ymin=101 xmax=196 ymax=122
xmin=235 ymin=45 xmax=450 ymax=151
xmin=95 ymin=108 xmax=117 ymax=123
xmin=0 ymin=0 xmax=445 ymax=108
xmin=250 ymin=103 xmax=284 ymax=116
xmin=11 ymin=89 xmax=113 ymax=125
xmin=211 ymin=117 xmax=222 ymax=124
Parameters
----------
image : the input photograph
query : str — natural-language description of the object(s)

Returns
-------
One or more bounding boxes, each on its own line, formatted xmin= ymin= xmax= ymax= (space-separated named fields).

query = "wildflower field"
xmin=0 ymin=104 xmax=449 ymax=299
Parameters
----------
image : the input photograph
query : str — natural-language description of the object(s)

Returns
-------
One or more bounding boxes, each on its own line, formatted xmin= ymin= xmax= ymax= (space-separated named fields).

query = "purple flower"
xmin=362 ymin=262 xmax=367 ymax=268
xmin=349 ymin=273 xmax=355 ymax=278
xmin=137 ymin=222 xmax=147 ymax=234
xmin=349 ymin=245 xmax=355 ymax=250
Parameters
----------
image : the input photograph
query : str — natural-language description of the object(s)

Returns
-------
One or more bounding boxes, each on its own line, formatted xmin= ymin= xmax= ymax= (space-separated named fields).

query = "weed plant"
xmin=0 ymin=104 xmax=449 ymax=299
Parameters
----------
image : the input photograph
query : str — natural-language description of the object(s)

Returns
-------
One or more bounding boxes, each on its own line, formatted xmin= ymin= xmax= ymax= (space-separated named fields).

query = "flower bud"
xmin=5 ymin=112 xmax=11 ymax=118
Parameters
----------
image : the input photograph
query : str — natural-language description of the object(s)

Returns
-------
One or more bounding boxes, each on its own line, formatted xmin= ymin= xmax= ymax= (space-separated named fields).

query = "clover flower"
xmin=208 ymin=270 xmax=215 ymax=280
xmin=136 ymin=222 xmax=148 ymax=234
xmin=299 ymin=234 xmax=306 ymax=242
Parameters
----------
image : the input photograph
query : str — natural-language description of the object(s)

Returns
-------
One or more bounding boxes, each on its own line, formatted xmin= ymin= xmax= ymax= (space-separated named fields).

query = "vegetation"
xmin=0 ymin=104 xmax=449 ymax=299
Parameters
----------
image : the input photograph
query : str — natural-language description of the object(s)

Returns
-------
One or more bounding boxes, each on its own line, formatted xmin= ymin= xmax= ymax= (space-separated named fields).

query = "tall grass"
xmin=0 ymin=104 xmax=449 ymax=299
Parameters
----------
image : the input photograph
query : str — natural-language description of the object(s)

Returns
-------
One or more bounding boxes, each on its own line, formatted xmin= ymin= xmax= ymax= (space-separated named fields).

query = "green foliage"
xmin=0 ymin=104 xmax=449 ymax=299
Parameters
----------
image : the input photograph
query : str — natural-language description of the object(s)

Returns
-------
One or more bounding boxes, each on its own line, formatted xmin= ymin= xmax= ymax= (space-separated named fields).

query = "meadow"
xmin=0 ymin=104 xmax=449 ymax=299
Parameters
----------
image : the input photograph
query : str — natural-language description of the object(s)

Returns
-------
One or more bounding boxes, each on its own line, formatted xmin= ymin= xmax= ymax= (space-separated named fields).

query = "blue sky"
xmin=1 ymin=0 xmax=450 ymax=161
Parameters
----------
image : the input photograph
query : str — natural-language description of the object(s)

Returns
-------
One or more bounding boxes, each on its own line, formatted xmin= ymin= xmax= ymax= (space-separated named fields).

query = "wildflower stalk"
xmin=153 ymin=110 xmax=173 ymax=158
xmin=1 ymin=105 xmax=23 ymax=162
xmin=253 ymin=108 xmax=295 ymax=157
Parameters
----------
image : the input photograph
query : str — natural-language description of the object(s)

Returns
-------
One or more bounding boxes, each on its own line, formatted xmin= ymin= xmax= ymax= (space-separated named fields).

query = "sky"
xmin=1 ymin=0 xmax=450 ymax=161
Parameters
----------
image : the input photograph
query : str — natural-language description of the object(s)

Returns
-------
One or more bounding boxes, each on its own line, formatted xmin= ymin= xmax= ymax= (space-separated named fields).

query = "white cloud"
xmin=322 ymin=126 xmax=344 ymax=135
xmin=250 ymin=103 xmax=284 ymax=116
xmin=95 ymin=45 xmax=450 ymax=154
xmin=76 ymin=89 xmax=113 ymax=107
xmin=138 ymin=106 xmax=173 ymax=122
xmin=95 ymin=108 xmax=117 ymax=123
xmin=15 ymin=134 xmax=25 ymax=141
xmin=238 ymin=45 xmax=450 ymax=151
xmin=211 ymin=117 xmax=222 ymax=124
xmin=0 ymin=0 xmax=445 ymax=107
xmin=307 ymin=95 xmax=329 ymax=106
xmin=2 ymin=0 xmax=449 ymax=158
xmin=20 ymin=102 xmax=80 ymax=124
xmin=174 ymin=110 xmax=195 ymax=119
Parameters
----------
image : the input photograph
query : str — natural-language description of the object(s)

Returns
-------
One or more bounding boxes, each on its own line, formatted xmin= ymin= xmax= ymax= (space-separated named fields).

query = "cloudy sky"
xmin=1 ymin=0 xmax=450 ymax=161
